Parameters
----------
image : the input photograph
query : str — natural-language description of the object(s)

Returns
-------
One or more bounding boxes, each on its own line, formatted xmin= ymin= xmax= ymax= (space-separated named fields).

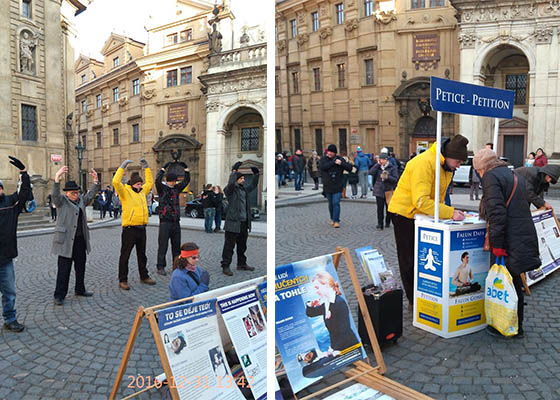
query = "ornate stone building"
xmin=0 ymin=0 xmax=86 ymax=204
xmin=450 ymin=0 xmax=560 ymax=166
xmin=275 ymin=0 xmax=460 ymax=158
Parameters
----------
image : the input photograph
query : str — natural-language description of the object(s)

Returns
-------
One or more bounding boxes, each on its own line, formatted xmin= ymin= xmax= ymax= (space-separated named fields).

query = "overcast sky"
xmin=73 ymin=0 xmax=265 ymax=60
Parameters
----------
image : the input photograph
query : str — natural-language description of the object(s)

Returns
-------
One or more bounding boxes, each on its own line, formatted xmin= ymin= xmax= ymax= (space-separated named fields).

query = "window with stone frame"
xmin=180 ymin=29 xmax=193 ymax=42
xmin=180 ymin=66 xmax=192 ymax=84
xmin=275 ymin=75 xmax=280 ymax=96
xmin=364 ymin=59 xmax=374 ymax=85
xmin=22 ymin=0 xmax=32 ymax=19
xmin=81 ymin=100 xmax=86 ymax=113
xmin=364 ymin=0 xmax=373 ymax=16
xmin=96 ymin=132 xmax=102 ymax=148
xmin=21 ymin=104 xmax=37 ymax=141
xmin=167 ymin=33 xmax=178 ymax=45
xmin=81 ymin=135 xmax=86 ymax=149
xmin=338 ymin=128 xmax=348 ymax=154
xmin=113 ymin=87 xmax=119 ymax=102
xmin=311 ymin=11 xmax=319 ymax=32
xmin=113 ymin=57 xmax=119 ymax=68
xmin=81 ymin=74 xmax=86 ymax=84
xmin=113 ymin=128 xmax=119 ymax=145
xmin=241 ymin=127 xmax=259 ymax=152
xmin=276 ymin=128 xmax=282 ymax=153
xmin=337 ymin=63 xmax=346 ymax=88
xmin=132 ymin=123 xmax=140 ymax=142
xmin=315 ymin=128 xmax=323 ymax=152
xmin=313 ymin=67 xmax=321 ymax=91
xmin=167 ymin=70 xmax=178 ymax=87
xmin=294 ymin=128 xmax=302 ymax=150
xmin=505 ymin=74 xmax=528 ymax=105
xmin=292 ymin=71 xmax=300 ymax=94
xmin=96 ymin=94 xmax=102 ymax=108
xmin=132 ymin=79 xmax=140 ymax=96
xmin=335 ymin=3 xmax=344 ymax=24
xmin=290 ymin=19 xmax=297 ymax=38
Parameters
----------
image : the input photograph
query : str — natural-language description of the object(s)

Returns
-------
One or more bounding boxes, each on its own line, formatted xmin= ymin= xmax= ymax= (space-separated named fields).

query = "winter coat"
xmin=169 ymin=266 xmax=209 ymax=301
xmin=155 ymin=169 xmax=190 ymax=222
xmin=275 ymin=159 xmax=288 ymax=175
xmin=292 ymin=154 xmax=306 ymax=173
xmin=319 ymin=155 xmax=353 ymax=194
xmin=534 ymin=154 xmax=548 ymax=167
xmin=111 ymin=195 xmax=121 ymax=209
xmin=469 ymin=167 xmax=481 ymax=185
xmin=201 ymin=190 xmax=216 ymax=209
xmin=223 ymin=171 xmax=259 ymax=233
xmin=97 ymin=192 xmax=108 ymax=207
xmin=348 ymin=166 xmax=359 ymax=185
xmin=515 ymin=166 xmax=549 ymax=209
xmin=354 ymin=152 xmax=372 ymax=172
xmin=0 ymin=172 xmax=32 ymax=266
xmin=112 ymin=167 xmax=154 ymax=227
xmin=213 ymin=192 xmax=224 ymax=211
xmin=480 ymin=166 xmax=540 ymax=275
xmin=369 ymin=163 xmax=398 ymax=198
xmin=307 ymin=156 xmax=320 ymax=178
xmin=388 ymin=142 xmax=455 ymax=219
xmin=51 ymin=181 xmax=99 ymax=258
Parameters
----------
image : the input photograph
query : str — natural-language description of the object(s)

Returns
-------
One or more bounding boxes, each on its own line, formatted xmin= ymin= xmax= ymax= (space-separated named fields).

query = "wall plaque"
xmin=413 ymin=34 xmax=440 ymax=70
xmin=167 ymin=103 xmax=188 ymax=128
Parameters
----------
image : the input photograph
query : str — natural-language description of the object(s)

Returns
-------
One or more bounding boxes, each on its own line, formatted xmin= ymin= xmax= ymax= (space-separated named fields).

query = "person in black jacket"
xmin=474 ymin=149 xmax=541 ymax=338
xmin=292 ymin=149 xmax=306 ymax=191
xmin=202 ymin=184 xmax=216 ymax=233
xmin=369 ymin=153 xmax=398 ymax=230
xmin=155 ymin=163 xmax=190 ymax=276
xmin=319 ymin=144 xmax=352 ymax=228
xmin=275 ymin=154 xmax=288 ymax=189
xmin=0 ymin=156 xmax=32 ymax=332
xmin=515 ymin=165 xmax=560 ymax=210
xmin=213 ymin=185 xmax=224 ymax=232
xmin=220 ymin=162 xmax=260 ymax=276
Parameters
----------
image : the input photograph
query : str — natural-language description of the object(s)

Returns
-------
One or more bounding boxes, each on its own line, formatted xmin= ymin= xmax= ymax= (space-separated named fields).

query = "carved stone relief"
xmin=19 ymin=28 xmax=38 ymax=75
xmin=319 ymin=26 xmax=332 ymax=40
xmin=344 ymin=18 xmax=358 ymax=33
xmin=458 ymin=32 xmax=477 ymax=49
xmin=535 ymin=24 xmax=553 ymax=44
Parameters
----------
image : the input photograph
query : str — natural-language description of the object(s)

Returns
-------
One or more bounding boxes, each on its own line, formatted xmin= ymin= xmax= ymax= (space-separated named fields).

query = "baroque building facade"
xmin=275 ymin=0 xmax=460 ymax=159
xmin=0 ymin=0 xmax=86 ymax=204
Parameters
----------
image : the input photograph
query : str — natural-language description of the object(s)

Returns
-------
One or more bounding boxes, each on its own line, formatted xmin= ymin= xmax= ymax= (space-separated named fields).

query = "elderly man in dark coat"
xmin=515 ymin=164 xmax=560 ymax=210
xmin=51 ymin=166 xmax=100 ymax=305
xmin=220 ymin=162 xmax=260 ymax=276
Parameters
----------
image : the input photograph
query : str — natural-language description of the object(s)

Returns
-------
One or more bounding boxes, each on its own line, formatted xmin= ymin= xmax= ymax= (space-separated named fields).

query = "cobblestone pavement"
xmin=0 ymin=226 xmax=266 ymax=399
xmin=276 ymin=201 xmax=560 ymax=400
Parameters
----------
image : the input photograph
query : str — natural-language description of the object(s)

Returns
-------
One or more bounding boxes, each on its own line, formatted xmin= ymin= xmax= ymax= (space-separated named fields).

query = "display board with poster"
xmin=526 ymin=209 xmax=560 ymax=285
xmin=217 ymin=288 xmax=267 ymax=400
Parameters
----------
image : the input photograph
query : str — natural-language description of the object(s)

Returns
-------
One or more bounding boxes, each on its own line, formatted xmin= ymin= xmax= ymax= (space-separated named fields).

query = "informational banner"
xmin=275 ymin=255 xmax=366 ymax=394
xmin=323 ymin=383 xmax=395 ymax=400
xmin=156 ymin=299 xmax=245 ymax=400
xmin=527 ymin=210 xmax=560 ymax=285
xmin=257 ymin=281 xmax=267 ymax=315
xmin=430 ymin=76 xmax=515 ymax=119
xmin=217 ymin=288 xmax=267 ymax=400
xmin=417 ymin=227 xmax=444 ymax=298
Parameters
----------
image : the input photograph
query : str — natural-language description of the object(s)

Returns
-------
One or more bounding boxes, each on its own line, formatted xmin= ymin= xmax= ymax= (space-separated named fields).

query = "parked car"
xmin=453 ymin=156 xmax=513 ymax=186
xmin=185 ymin=197 xmax=204 ymax=218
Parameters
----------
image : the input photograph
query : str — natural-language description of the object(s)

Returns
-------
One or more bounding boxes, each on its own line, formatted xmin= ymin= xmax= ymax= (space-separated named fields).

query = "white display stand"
xmin=413 ymin=216 xmax=490 ymax=338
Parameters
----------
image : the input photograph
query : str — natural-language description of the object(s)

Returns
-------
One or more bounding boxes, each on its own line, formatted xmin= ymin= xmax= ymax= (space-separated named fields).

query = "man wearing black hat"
xmin=515 ymin=164 xmax=560 ymax=210
xmin=51 ymin=166 xmax=100 ymax=305
xmin=220 ymin=162 xmax=260 ymax=276
xmin=319 ymin=144 xmax=352 ymax=228
xmin=388 ymin=135 xmax=468 ymax=307
xmin=155 ymin=162 xmax=190 ymax=276
xmin=0 ymin=156 xmax=32 ymax=332
xmin=113 ymin=158 xmax=155 ymax=290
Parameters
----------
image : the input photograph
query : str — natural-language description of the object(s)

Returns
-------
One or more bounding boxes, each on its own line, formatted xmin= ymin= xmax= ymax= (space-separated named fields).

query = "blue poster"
xmin=417 ymin=227 xmax=444 ymax=297
xmin=275 ymin=255 xmax=366 ymax=394
xmin=448 ymin=229 xmax=489 ymax=298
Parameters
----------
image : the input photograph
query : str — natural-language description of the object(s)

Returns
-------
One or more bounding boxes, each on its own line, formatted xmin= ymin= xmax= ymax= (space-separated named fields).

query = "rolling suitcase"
xmin=357 ymin=285 xmax=403 ymax=347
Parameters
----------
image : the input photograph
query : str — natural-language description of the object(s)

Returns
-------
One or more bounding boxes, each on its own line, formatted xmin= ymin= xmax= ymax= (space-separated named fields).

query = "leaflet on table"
xmin=354 ymin=246 xmax=373 ymax=280
xmin=417 ymin=212 xmax=483 ymax=225
xmin=257 ymin=281 xmax=267 ymax=316
xmin=156 ymin=299 xmax=245 ymax=400
xmin=323 ymin=383 xmax=395 ymax=400
xmin=529 ymin=209 xmax=560 ymax=285
xmin=360 ymin=249 xmax=389 ymax=286
xmin=217 ymin=288 xmax=267 ymax=400
xmin=275 ymin=255 xmax=366 ymax=394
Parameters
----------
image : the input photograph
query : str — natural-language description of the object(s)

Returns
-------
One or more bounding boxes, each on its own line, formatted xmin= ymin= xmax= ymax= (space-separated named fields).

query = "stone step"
xmin=17 ymin=221 xmax=55 ymax=231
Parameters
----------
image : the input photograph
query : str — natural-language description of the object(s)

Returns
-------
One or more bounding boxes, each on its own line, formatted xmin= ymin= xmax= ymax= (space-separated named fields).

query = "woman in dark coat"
xmin=369 ymin=153 xmax=398 ymax=230
xmin=473 ymin=149 xmax=541 ymax=338
xmin=533 ymin=148 xmax=548 ymax=168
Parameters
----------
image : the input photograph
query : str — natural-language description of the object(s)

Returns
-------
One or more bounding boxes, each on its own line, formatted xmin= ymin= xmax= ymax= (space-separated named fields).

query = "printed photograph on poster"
xmin=275 ymin=255 xmax=366 ymax=394
xmin=217 ymin=288 xmax=268 ymax=400
xmin=417 ymin=227 xmax=444 ymax=297
xmin=448 ymin=229 xmax=488 ymax=299
xmin=529 ymin=210 xmax=560 ymax=285
xmin=156 ymin=299 xmax=246 ymax=400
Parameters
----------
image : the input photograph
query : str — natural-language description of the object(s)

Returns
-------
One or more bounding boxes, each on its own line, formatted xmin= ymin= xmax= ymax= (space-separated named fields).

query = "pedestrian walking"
xmin=534 ymin=148 xmax=548 ymax=167
xmin=169 ymin=242 xmax=210 ymax=301
xmin=155 ymin=163 xmax=190 ymax=276
xmin=348 ymin=164 xmax=359 ymax=199
xmin=213 ymin=185 xmax=224 ymax=232
xmin=202 ymin=184 xmax=216 ymax=233
xmin=369 ymin=153 xmax=398 ymax=230
xmin=276 ymin=154 xmax=288 ymax=189
xmin=307 ymin=151 xmax=321 ymax=190
xmin=388 ymin=136 xmax=468 ymax=306
xmin=474 ymin=148 xmax=541 ymax=338
xmin=515 ymin=164 xmax=560 ymax=210
xmin=292 ymin=149 xmax=306 ymax=191
xmin=113 ymin=158 xmax=156 ymax=290
xmin=112 ymin=193 xmax=121 ymax=219
xmin=47 ymin=193 xmax=57 ymax=222
xmin=220 ymin=162 xmax=260 ymax=276
xmin=342 ymin=152 xmax=352 ymax=199
xmin=354 ymin=147 xmax=372 ymax=198
xmin=319 ymin=144 xmax=352 ymax=228
xmin=104 ymin=186 xmax=114 ymax=217
xmin=286 ymin=151 xmax=293 ymax=182
xmin=51 ymin=166 xmax=100 ymax=305
xmin=0 ymin=156 xmax=31 ymax=332
xmin=469 ymin=165 xmax=481 ymax=201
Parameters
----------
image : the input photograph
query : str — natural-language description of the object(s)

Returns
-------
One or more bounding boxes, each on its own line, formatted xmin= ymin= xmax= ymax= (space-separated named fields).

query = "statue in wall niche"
xmin=20 ymin=31 xmax=37 ymax=74
xmin=66 ymin=112 xmax=73 ymax=132
xmin=208 ymin=23 xmax=223 ymax=54
xmin=418 ymin=98 xmax=431 ymax=116
xmin=171 ymin=149 xmax=183 ymax=162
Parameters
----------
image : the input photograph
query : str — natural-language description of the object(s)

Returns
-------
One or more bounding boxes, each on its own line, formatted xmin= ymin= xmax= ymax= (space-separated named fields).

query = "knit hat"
xmin=473 ymin=148 xmax=505 ymax=172
xmin=233 ymin=171 xmax=244 ymax=181
xmin=540 ymin=164 xmax=560 ymax=185
xmin=166 ymin=172 xmax=178 ymax=182
xmin=381 ymin=147 xmax=388 ymax=154
xmin=327 ymin=144 xmax=337 ymax=153
xmin=62 ymin=181 xmax=81 ymax=191
xmin=357 ymin=146 xmax=362 ymax=152
xmin=443 ymin=134 xmax=469 ymax=161
xmin=379 ymin=153 xmax=388 ymax=160
xmin=129 ymin=172 xmax=143 ymax=186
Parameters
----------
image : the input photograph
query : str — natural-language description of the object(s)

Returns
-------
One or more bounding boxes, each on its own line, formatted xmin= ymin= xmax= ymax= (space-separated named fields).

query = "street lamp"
xmin=75 ymin=140 xmax=85 ymax=191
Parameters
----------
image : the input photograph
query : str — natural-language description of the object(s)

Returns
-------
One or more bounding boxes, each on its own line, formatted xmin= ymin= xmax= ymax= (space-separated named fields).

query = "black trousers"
xmin=54 ymin=235 xmax=87 ymax=300
xmin=157 ymin=220 xmax=181 ymax=270
xmin=118 ymin=226 xmax=149 ymax=282
xmin=50 ymin=207 xmax=57 ymax=221
xmin=392 ymin=214 xmax=415 ymax=304
xmin=221 ymin=221 xmax=248 ymax=268
xmin=375 ymin=196 xmax=392 ymax=227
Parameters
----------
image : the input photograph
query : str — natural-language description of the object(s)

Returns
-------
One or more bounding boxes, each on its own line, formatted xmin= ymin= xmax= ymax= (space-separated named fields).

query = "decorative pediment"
xmin=152 ymin=133 xmax=202 ymax=152
xmin=499 ymin=117 xmax=528 ymax=129
xmin=100 ymin=33 xmax=126 ymax=56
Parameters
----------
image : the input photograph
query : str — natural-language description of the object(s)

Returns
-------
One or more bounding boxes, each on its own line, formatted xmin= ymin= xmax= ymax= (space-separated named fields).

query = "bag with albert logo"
xmin=484 ymin=257 xmax=518 ymax=336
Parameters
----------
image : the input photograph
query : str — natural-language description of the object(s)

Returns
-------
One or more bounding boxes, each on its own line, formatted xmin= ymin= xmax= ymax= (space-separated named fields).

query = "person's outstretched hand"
xmin=200 ymin=270 xmax=210 ymax=286
xmin=452 ymin=210 xmax=465 ymax=221
xmin=139 ymin=158 xmax=149 ymax=169
xmin=232 ymin=161 xmax=243 ymax=171
xmin=55 ymin=166 xmax=68 ymax=183
xmin=250 ymin=167 xmax=259 ymax=175
xmin=9 ymin=156 xmax=25 ymax=171
xmin=120 ymin=160 xmax=133 ymax=169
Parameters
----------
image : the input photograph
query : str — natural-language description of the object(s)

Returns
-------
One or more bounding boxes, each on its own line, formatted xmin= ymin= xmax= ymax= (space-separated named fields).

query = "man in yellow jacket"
xmin=388 ymin=135 xmax=468 ymax=306
xmin=113 ymin=158 xmax=156 ymax=290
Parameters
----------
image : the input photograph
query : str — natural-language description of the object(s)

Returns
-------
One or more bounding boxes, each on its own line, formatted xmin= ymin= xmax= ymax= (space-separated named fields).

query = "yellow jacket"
xmin=388 ymin=143 xmax=454 ymax=219
xmin=112 ymin=167 xmax=154 ymax=227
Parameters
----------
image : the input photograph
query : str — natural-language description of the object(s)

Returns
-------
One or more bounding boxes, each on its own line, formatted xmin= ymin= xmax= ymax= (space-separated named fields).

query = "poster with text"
xmin=217 ymin=288 xmax=267 ymax=400
xmin=275 ymin=255 xmax=366 ymax=394
xmin=417 ymin=227 xmax=444 ymax=297
xmin=157 ymin=299 xmax=245 ymax=400
xmin=529 ymin=210 xmax=560 ymax=285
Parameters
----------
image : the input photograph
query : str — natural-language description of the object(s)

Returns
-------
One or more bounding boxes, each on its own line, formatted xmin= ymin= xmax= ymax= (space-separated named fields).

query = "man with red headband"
xmin=169 ymin=242 xmax=210 ymax=301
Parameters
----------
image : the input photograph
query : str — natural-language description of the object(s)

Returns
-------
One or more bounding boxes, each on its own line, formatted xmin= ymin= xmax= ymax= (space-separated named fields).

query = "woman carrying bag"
xmin=473 ymin=149 xmax=541 ymax=338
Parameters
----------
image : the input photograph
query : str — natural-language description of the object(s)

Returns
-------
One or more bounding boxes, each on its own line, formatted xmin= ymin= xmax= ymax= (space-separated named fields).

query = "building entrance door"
xmin=503 ymin=135 xmax=525 ymax=168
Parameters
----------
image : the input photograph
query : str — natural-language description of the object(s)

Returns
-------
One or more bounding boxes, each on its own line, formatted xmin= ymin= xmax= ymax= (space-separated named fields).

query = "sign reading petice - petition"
xmin=430 ymin=76 xmax=515 ymax=119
